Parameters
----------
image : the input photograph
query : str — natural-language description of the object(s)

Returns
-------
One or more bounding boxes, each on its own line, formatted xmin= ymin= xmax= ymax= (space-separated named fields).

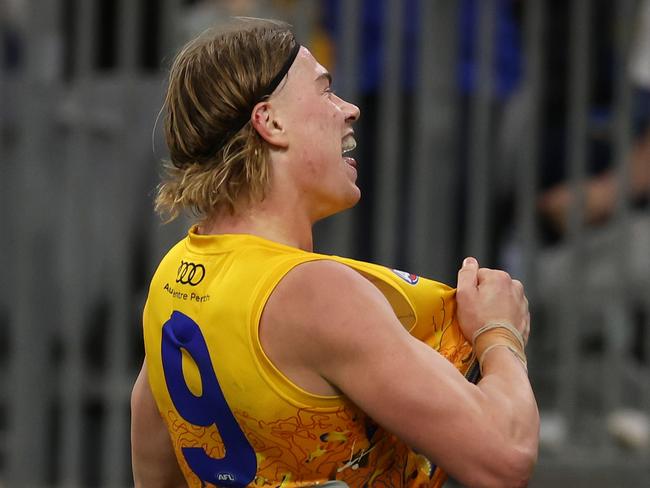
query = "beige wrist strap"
xmin=472 ymin=321 xmax=527 ymax=375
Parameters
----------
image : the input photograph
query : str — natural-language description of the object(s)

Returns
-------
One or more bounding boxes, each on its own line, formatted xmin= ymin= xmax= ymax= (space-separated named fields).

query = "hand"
xmin=456 ymin=257 xmax=530 ymax=344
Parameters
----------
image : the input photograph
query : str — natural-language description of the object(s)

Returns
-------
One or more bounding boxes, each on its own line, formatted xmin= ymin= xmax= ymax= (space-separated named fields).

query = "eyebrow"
xmin=315 ymin=71 xmax=333 ymax=85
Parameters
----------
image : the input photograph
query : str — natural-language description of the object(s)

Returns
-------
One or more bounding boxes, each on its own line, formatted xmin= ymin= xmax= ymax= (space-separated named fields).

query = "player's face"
xmin=274 ymin=47 xmax=361 ymax=220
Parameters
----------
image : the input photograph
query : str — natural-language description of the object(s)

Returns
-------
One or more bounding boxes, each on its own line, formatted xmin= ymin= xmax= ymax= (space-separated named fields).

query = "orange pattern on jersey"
xmin=163 ymin=406 xmax=438 ymax=487
xmin=422 ymin=296 xmax=474 ymax=374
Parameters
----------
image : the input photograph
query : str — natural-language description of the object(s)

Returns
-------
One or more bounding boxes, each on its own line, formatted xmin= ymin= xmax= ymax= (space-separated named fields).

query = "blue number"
xmin=161 ymin=311 xmax=257 ymax=487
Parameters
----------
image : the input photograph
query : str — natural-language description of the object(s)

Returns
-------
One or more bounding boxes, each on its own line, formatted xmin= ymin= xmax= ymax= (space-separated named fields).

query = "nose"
xmin=342 ymin=98 xmax=360 ymax=123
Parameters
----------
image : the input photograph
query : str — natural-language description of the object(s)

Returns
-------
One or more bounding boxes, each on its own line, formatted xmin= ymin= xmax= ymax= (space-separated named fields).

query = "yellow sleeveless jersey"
xmin=142 ymin=227 xmax=475 ymax=488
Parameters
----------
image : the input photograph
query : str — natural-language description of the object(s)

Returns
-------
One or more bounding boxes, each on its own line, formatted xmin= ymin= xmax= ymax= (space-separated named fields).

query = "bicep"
xmin=131 ymin=360 xmax=187 ymax=488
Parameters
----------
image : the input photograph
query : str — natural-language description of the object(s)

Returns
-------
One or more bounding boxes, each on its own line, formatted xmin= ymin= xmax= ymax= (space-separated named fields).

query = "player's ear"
xmin=251 ymin=101 xmax=289 ymax=148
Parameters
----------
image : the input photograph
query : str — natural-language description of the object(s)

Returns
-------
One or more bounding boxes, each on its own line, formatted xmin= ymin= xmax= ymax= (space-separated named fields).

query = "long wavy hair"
xmin=156 ymin=18 xmax=297 ymax=222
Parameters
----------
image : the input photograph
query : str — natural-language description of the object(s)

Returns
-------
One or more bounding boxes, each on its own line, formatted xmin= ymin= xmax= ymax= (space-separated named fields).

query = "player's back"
xmin=142 ymin=228 xmax=446 ymax=487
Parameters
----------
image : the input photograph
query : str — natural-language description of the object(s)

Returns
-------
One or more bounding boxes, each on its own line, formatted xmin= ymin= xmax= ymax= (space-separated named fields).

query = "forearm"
xmin=397 ymin=341 xmax=538 ymax=487
xmin=437 ymin=353 xmax=537 ymax=488
xmin=453 ymin=259 xmax=538 ymax=486
xmin=476 ymin=348 xmax=539 ymax=477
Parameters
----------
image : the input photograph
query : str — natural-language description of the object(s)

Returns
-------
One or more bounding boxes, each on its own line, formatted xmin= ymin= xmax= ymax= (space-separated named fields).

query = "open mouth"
xmin=342 ymin=134 xmax=357 ymax=155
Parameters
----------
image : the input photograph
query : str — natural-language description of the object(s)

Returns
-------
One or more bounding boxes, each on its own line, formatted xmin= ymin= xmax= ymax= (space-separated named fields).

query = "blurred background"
xmin=1 ymin=0 xmax=649 ymax=486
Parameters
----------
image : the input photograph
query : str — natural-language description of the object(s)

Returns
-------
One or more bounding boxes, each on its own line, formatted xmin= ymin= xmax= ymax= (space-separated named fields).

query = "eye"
xmin=322 ymin=82 xmax=340 ymax=101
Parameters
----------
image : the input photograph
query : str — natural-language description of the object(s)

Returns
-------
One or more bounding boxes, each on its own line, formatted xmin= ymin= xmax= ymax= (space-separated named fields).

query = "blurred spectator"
xmin=494 ymin=0 xmax=650 ymax=322
xmin=517 ymin=0 xmax=650 ymax=452
xmin=533 ymin=0 xmax=650 ymax=239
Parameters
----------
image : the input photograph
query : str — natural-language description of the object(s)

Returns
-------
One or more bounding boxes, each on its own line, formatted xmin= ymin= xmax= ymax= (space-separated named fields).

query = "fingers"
xmin=457 ymin=257 xmax=479 ymax=296
xmin=512 ymin=279 xmax=527 ymax=304
xmin=477 ymin=268 xmax=511 ymax=285
xmin=456 ymin=259 xmax=533 ymax=346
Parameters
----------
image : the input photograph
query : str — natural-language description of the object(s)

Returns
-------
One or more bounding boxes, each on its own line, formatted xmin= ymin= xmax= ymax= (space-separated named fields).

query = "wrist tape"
xmin=472 ymin=321 xmax=527 ymax=375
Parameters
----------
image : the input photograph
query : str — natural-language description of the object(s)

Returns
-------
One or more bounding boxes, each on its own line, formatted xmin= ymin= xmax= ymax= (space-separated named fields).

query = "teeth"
xmin=342 ymin=135 xmax=357 ymax=155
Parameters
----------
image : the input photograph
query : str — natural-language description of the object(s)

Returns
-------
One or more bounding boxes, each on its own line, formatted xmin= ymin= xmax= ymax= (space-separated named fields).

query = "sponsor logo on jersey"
xmin=392 ymin=269 xmax=419 ymax=285
xmin=176 ymin=260 xmax=205 ymax=286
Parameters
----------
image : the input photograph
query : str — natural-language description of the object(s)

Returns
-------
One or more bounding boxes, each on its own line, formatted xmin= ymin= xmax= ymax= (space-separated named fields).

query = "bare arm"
xmin=261 ymin=259 xmax=538 ymax=488
xmin=131 ymin=360 xmax=187 ymax=488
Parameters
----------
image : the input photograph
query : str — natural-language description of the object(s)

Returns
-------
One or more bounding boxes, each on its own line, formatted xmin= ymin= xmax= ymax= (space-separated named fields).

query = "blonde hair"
xmin=156 ymin=19 xmax=298 ymax=221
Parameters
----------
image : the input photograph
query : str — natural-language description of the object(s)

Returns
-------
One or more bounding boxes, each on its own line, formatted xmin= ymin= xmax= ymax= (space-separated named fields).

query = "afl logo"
xmin=176 ymin=261 xmax=205 ymax=286
xmin=392 ymin=269 xmax=419 ymax=285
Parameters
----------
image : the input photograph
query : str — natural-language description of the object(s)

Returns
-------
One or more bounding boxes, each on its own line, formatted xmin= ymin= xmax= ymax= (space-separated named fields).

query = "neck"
xmin=198 ymin=202 xmax=315 ymax=252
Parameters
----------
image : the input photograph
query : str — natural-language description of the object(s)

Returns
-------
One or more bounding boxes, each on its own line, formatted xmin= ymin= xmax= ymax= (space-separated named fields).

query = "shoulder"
xmin=262 ymin=258 xmax=407 ymax=369
xmin=279 ymin=258 xmax=375 ymax=292
xmin=259 ymin=259 xmax=402 ymax=396
xmin=269 ymin=259 xmax=394 ymax=326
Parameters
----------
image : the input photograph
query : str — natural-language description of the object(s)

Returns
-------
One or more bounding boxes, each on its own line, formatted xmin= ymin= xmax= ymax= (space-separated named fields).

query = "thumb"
xmin=457 ymin=257 xmax=479 ymax=293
